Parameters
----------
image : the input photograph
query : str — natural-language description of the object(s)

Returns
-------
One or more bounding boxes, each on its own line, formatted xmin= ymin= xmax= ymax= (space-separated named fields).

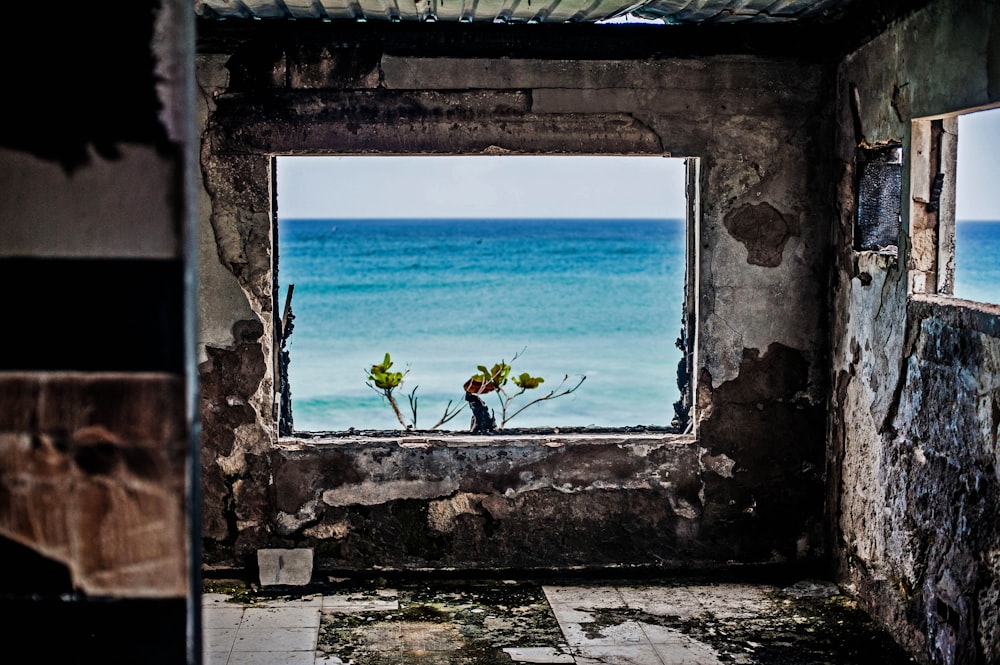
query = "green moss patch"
xmin=317 ymin=579 xmax=568 ymax=665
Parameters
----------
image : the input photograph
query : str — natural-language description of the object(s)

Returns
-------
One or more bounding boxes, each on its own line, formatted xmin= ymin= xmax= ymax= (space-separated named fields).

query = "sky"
xmin=276 ymin=107 xmax=999 ymax=222
xmin=276 ymin=155 xmax=687 ymax=220
xmin=956 ymin=107 xmax=1000 ymax=221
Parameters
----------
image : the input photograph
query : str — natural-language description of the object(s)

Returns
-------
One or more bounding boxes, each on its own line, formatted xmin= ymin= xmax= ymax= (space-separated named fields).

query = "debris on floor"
xmin=203 ymin=576 xmax=919 ymax=664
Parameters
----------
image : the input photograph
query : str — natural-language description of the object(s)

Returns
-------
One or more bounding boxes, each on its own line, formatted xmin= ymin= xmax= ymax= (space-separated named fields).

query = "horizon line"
xmin=277 ymin=215 xmax=687 ymax=221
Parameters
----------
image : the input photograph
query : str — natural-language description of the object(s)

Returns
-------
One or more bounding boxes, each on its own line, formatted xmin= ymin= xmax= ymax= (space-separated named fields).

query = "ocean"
xmin=955 ymin=220 xmax=1000 ymax=304
xmin=278 ymin=218 xmax=999 ymax=433
xmin=278 ymin=218 xmax=686 ymax=432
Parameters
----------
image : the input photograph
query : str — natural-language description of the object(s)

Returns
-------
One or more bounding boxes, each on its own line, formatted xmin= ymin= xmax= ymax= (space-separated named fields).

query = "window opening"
xmin=276 ymin=155 xmax=688 ymax=433
xmin=855 ymin=144 xmax=902 ymax=253
xmin=954 ymin=107 xmax=1000 ymax=304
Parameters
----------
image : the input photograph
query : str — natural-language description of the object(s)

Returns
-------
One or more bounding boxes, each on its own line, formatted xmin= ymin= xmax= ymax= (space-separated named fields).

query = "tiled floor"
xmin=202 ymin=578 xmax=918 ymax=664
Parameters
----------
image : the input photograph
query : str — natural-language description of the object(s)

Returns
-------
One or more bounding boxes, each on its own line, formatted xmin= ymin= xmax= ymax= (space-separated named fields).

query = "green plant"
xmin=462 ymin=351 xmax=586 ymax=433
xmin=365 ymin=353 xmax=409 ymax=428
xmin=365 ymin=353 xmax=465 ymax=430
xmin=365 ymin=350 xmax=585 ymax=433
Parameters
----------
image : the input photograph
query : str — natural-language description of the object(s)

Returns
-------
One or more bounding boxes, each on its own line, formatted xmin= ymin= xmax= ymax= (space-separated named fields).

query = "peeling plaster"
xmin=276 ymin=499 xmax=319 ymax=535
xmin=702 ymin=453 xmax=736 ymax=478
xmin=723 ymin=201 xmax=799 ymax=267
xmin=428 ymin=493 xmax=488 ymax=533
xmin=323 ymin=479 xmax=461 ymax=507
xmin=304 ymin=520 xmax=351 ymax=540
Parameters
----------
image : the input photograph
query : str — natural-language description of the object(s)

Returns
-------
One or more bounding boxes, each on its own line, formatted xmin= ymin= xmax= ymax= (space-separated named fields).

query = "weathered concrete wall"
xmin=830 ymin=1 xmax=1000 ymax=662
xmin=275 ymin=434 xmax=711 ymax=570
xmin=196 ymin=32 xmax=833 ymax=574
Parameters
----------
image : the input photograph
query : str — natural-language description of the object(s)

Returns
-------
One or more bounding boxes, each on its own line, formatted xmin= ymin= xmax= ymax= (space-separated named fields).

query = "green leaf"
xmin=367 ymin=353 xmax=402 ymax=390
xmin=512 ymin=372 xmax=544 ymax=390
xmin=488 ymin=362 xmax=511 ymax=387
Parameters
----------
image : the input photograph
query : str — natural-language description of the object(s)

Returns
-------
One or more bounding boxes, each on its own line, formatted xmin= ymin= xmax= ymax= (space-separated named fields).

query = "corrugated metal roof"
xmin=194 ymin=0 xmax=859 ymax=24
xmin=635 ymin=0 xmax=854 ymax=24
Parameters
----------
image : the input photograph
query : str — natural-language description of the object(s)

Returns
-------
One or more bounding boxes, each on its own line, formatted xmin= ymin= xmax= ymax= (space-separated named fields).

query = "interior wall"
xmin=196 ymin=31 xmax=835 ymax=574
xmin=0 ymin=1 xmax=198 ymax=662
xmin=830 ymin=1 xmax=1000 ymax=662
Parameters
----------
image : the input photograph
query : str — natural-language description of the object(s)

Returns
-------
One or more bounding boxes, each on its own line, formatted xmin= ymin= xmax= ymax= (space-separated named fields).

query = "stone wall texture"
xmin=830 ymin=1 xmax=1000 ymax=662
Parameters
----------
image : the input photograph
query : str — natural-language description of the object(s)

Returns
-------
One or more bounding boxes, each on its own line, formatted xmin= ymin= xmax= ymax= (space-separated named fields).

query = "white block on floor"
xmin=257 ymin=548 xmax=314 ymax=586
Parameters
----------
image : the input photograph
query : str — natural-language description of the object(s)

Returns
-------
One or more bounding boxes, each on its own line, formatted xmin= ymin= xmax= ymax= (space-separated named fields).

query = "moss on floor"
xmin=316 ymin=579 xmax=568 ymax=665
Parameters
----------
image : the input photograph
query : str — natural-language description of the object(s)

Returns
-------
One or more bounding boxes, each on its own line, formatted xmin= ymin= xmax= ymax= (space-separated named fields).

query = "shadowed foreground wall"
xmin=0 ymin=1 xmax=198 ymax=662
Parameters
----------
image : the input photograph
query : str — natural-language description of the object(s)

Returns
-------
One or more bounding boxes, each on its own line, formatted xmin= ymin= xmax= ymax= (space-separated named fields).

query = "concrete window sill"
xmin=278 ymin=429 xmax=694 ymax=448
xmin=908 ymin=292 xmax=1000 ymax=337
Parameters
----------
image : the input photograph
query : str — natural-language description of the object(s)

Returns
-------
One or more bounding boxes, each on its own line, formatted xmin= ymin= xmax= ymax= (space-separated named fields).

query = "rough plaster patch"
xmin=235 ymin=421 xmax=271 ymax=455
xmin=305 ymin=520 xmax=351 ymax=540
xmin=723 ymin=202 xmax=798 ymax=267
xmin=702 ymin=453 xmax=736 ymax=478
xmin=481 ymin=495 xmax=514 ymax=520
xmin=399 ymin=441 xmax=432 ymax=449
xmin=276 ymin=500 xmax=319 ymax=534
xmin=624 ymin=443 xmax=652 ymax=457
xmin=669 ymin=497 xmax=701 ymax=520
xmin=216 ymin=442 xmax=248 ymax=476
xmin=427 ymin=493 xmax=487 ymax=533
xmin=208 ymin=209 xmax=248 ymax=270
xmin=217 ymin=424 xmax=269 ymax=476
xmin=700 ymin=316 xmax=748 ymax=389
xmin=322 ymin=479 xmax=460 ymax=507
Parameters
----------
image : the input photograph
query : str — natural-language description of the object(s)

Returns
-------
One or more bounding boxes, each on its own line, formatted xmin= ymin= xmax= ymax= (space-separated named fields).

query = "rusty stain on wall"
xmin=723 ymin=201 xmax=799 ymax=267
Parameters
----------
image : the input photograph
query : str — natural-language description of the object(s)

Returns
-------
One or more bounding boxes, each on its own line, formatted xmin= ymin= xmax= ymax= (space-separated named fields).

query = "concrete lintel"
xmin=381 ymin=55 xmax=818 ymax=93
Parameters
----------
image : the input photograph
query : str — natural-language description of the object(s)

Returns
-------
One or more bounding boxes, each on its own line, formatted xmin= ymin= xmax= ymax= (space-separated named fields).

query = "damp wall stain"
xmin=723 ymin=201 xmax=800 ymax=267
xmin=698 ymin=343 xmax=826 ymax=563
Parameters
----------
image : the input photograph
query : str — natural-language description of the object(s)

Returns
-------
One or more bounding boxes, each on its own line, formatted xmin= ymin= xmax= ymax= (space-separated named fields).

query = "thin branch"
xmin=366 ymin=380 xmax=409 ymax=429
xmin=407 ymin=386 xmax=419 ymax=426
xmin=386 ymin=391 xmax=409 ymax=429
xmin=427 ymin=400 xmax=468 ymax=430
xmin=502 ymin=374 xmax=586 ymax=426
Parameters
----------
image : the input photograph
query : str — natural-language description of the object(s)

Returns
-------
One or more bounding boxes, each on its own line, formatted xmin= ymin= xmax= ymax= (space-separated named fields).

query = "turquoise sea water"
xmin=278 ymin=218 xmax=999 ymax=433
xmin=955 ymin=220 xmax=1000 ymax=304
xmin=278 ymin=218 xmax=686 ymax=431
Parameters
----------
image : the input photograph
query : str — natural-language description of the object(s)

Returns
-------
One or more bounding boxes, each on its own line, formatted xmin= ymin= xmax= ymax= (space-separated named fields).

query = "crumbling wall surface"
xmin=830 ymin=1 xmax=1000 ymax=662
xmin=273 ymin=435 xmax=716 ymax=570
xmin=197 ymin=34 xmax=833 ymax=571
xmin=894 ymin=300 xmax=1000 ymax=663
xmin=197 ymin=53 xmax=281 ymax=570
